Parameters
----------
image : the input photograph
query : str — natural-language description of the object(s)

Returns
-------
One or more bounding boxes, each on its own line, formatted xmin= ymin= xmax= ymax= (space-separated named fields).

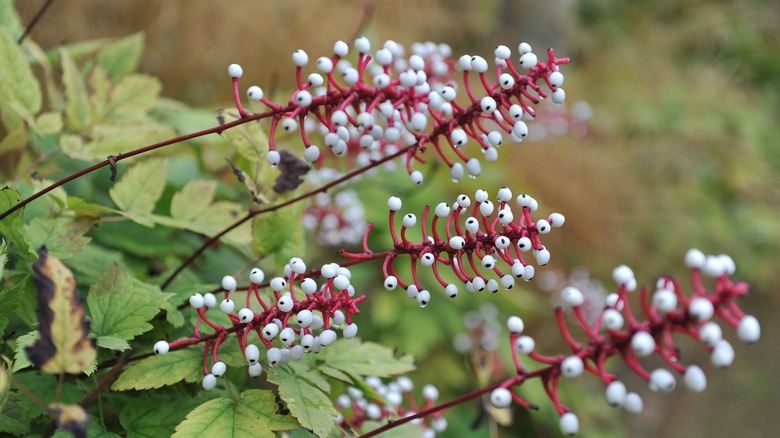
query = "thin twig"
xmin=17 ymin=0 xmax=55 ymax=44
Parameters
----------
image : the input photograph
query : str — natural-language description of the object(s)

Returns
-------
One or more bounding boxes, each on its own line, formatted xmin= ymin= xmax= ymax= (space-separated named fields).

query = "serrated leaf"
xmin=96 ymin=336 xmax=130 ymax=352
xmin=172 ymin=390 xmax=299 ymax=438
xmin=120 ymin=394 xmax=204 ymax=438
xmin=59 ymin=134 xmax=85 ymax=160
xmin=12 ymin=330 xmax=38 ymax=372
xmin=170 ymin=180 xmax=216 ymax=220
xmin=109 ymin=158 xmax=166 ymax=226
xmin=60 ymin=48 xmax=91 ymax=131
xmin=0 ymin=274 xmax=29 ymax=335
xmin=96 ymin=32 xmax=144 ymax=80
xmin=87 ymin=66 xmax=111 ymax=118
xmin=105 ymin=74 xmax=161 ymax=122
xmin=0 ymin=187 xmax=35 ymax=258
xmin=26 ymin=217 xmax=93 ymax=260
xmin=0 ymin=26 xmax=41 ymax=131
xmin=0 ymin=392 xmax=34 ymax=435
xmin=317 ymin=339 xmax=416 ymax=379
xmin=47 ymin=403 xmax=89 ymax=438
xmin=252 ymin=207 xmax=295 ymax=257
xmin=87 ymin=264 xmax=167 ymax=341
xmin=159 ymin=299 xmax=185 ymax=328
xmin=70 ymin=121 xmax=176 ymax=162
xmin=267 ymin=362 xmax=337 ymax=437
xmin=25 ymin=248 xmax=97 ymax=374
xmin=112 ymin=348 xmax=202 ymax=391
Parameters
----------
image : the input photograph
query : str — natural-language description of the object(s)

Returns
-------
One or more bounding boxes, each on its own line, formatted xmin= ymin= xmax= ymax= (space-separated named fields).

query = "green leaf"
xmin=267 ymin=362 xmax=337 ymax=437
xmin=95 ymin=336 xmax=131 ymax=352
xmin=0 ymin=274 xmax=29 ymax=335
xmin=0 ymin=391 xmax=35 ymax=435
xmin=170 ymin=180 xmax=216 ymax=220
xmin=66 ymin=121 xmax=176 ymax=162
xmin=109 ymin=158 xmax=166 ymax=226
xmin=0 ymin=187 xmax=36 ymax=258
xmin=96 ymin=32 xmax=144 ymax=80
xmin=252 ymin=205 xmax=296 ymax=257
xmin=60 ymin=48 xmax=91 ymax=131
xmin=120 ymin=394 xmax=204 ymax=438
xmin=317 ymin=339 xmax=416 ymax=380
xmin=26 ymin=217 xmax=93 ymax=260
xmin=12 ymin=330 xmax=38 ymax=372
xmin=112 ymin=348 xmax=202 ymax=391
xmin=87 ymin=264 xmax=167 ymax=341
xmin=105 ymin=74 xmax=161 ymax=122
xmin=0 ymin=26 xmax=41 ymax=131
xmin=172 ymin=390 xmax=299 ymax=438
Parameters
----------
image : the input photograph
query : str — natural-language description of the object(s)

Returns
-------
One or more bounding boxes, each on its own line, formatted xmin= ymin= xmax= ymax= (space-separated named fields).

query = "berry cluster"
xmin=341 ymin=187 xmax=564 ymax=305
xmin=153 ymin=258 xmax=366 ymax=390
xmin=227 ymin=37 xmax=569 ymax=183
xmin=335 ymin=377 xmax=447 ymax=437
xmin=487 ymin=250 xmax=760 ymax=436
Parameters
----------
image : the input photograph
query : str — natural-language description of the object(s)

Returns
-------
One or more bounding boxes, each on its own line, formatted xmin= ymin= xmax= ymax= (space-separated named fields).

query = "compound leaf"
xmin=25 ymin=248 xmax=97 ymax=375
xmin=112 ymin=348 xmax=202 ymax=391
xmin=87 ymin=264 xmax=167 ymax=341
xmin=172 ymin=390 xmax=299 ymax=438
xmin=317 ymin=339 xmax=416 ymax=380
xmin=109 ymin=158 xmax=166 ymax=226
xmin=267 ymin=362 xmax=337 ymax=437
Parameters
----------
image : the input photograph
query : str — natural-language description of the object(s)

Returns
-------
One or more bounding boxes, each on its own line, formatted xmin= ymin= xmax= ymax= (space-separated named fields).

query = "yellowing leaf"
xmin=109 ymin=158 xmax=166 ymax=226
xmin=60 ymin=49 xmax=91 ymax=132
xmin=25 ymin=248 xmax=97 ymax=374
xmin=317 ymin=339 xmax=416 ymax=381
xmin=105 ymin=74 xmax=161 ymax=121
xmin=0 ymin=26 xmax=41 ymax=130
xmin=172 ymin=390 xmax=299 ymax=438
xmin=0 ymin=363 xmax=9 ymax=412
xmin=170 ymin=180 xmax=216 ymax=220
xmin=47 ymin=403 xmax=89 ymax=438
xmin=35 ymin=112 xmax=63 ymax=136
xmin=112 ymin=348 xmax=202 ymax=391
xmin=87 ymin=264 xmax=167 ymax=341
xmin=267 ymin=362 xmax=337 ymax=437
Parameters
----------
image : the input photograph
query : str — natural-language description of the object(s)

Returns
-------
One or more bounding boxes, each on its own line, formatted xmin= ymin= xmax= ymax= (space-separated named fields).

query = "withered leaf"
xmin=47 ymin=403 xmax=89 ymax=438
xmin=273 ymin=150 xmax=310 ymax=194
xmin=25 ymin=247 xmax=97 ymax=374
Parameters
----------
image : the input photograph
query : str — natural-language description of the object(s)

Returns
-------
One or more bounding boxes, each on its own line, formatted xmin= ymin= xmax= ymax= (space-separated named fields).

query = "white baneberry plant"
xmin=0 ymin=7 xmax=760 ymax=437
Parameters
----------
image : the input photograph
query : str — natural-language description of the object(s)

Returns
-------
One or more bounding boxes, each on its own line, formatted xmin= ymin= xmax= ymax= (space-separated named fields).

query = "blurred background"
xmin=14 ymin=0 xmax=780 ymax=436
